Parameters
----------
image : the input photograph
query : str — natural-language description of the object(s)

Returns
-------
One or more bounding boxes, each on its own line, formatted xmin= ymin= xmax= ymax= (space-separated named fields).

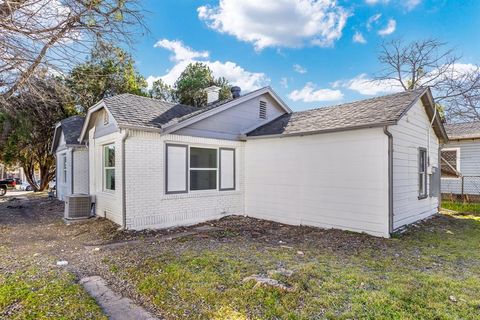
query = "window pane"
xmin=104 ymin=145 xmax=115 ymax=167
xmin=190 ymin=148 xmax=217 ymax=168
xmin=105 ymin=169 xmax=115 ymax=190
xmin=190 ymin=170 xmax=216 ymax=190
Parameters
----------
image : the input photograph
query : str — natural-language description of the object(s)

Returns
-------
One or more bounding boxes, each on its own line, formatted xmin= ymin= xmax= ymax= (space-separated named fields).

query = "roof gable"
xmin=51 ymin=115 xmax=85 ymax=153
xmin=79 ymin=87 xmax=292 ymax=141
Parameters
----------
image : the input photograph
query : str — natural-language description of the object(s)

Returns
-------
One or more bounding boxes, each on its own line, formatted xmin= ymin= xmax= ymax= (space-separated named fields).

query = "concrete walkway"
xmin=80 ymin=276 xmax=159 ymax=320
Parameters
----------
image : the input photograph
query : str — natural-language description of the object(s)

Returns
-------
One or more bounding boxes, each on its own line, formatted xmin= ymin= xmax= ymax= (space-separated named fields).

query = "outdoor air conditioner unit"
xmin=64 ymin=194 xmax=92 ymax=220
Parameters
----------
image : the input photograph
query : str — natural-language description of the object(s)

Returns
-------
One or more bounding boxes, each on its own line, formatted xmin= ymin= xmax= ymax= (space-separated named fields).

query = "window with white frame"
xmin=441 ymin=148 xmax=460 ymax=178
xmin=104 ymin=144 xmax=115 ymax=191
xmin=62 ymin=155 xmax=67 ymax=183
xmin=190 ymin=147 xmax=217 ymax=191
xmin=418 ymin=148 xmax=427 ymax=198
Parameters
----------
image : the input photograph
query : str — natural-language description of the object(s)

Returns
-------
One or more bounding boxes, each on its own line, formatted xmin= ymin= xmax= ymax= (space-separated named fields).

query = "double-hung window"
xmin=104 ymin=144 xmax=115 ymax=191
xmin=418 ymin=148 xmax=427 ymax=199
xmin=62 ymin=155 xmax=67 ymax=183
xmin=165 ymin=144 xmax=235 ymax=194
xmin=190 ymin=147 xmax=217 ymax=191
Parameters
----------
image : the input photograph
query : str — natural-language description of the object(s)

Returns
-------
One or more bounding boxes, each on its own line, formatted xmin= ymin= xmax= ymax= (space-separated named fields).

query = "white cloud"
xmin=365 ymin=0 xmax=389 ymax=4
xmin=334 ymin=73 xmax=402 ymax=95
xmin=288 ymin=82 xmax=343 ymax=102
xmin=378 ymin=19 xmax=396 ymax=36
xmin=293 ymin=64 xmax=307 ymax=74
xmin=280 ymin=77 xmax=289 ymax=88
xmin=353 ymin=31 xmax=367 ymax=44
xmin=366 ymin=13 xmax=382 ymax=30
xmin=148 ymin=39 xmax=269 ymax=92
xmin=154 ymin=39 xmax=209 ymax=62
xmin=197 ymin=0 xmax=349 ymax=51
xmin=404 ymin=0 xmax=421 ymax=10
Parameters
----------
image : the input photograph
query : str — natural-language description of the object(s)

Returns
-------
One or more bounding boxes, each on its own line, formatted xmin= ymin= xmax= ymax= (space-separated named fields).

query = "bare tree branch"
xmin=376 ymin=38 xmax=480 ymax=122
xmin=0 ymin=0 xmax=147 ymax=107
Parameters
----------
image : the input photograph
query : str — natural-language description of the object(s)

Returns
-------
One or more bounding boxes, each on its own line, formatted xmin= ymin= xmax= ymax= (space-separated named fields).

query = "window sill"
xmin=418 ymin=195 xmax=428 ymax=200
xmin=164 ymin=189 xmax=242 ymax=200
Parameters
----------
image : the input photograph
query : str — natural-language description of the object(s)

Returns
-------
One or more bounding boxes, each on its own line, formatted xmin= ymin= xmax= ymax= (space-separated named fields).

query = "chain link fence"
xmin=442 ymin=176 xmax=480 ymax=202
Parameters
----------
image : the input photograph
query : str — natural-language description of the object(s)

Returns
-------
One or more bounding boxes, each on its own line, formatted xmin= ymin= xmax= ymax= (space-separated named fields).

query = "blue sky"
xmin=131 ymin=0 xmax=480 ymax=111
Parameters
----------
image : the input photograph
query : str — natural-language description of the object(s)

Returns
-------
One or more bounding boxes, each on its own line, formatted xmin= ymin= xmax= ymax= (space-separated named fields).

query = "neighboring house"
xmin=75 ymin=86 xmax=447 ymax=238
xmin=441 ymin=121 xmax=480 ymax=197
xmin=51 ymin=115 xmax=89 ymax=200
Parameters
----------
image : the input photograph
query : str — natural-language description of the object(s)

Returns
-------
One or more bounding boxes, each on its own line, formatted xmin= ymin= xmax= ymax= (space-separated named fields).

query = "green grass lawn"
xmin=104 ymin=212 xmax=480 ymax=319
xmin=442 ymin=200 xmax=480 ymax=214
xmin=0 ymin=268 xmax=107 ymax=320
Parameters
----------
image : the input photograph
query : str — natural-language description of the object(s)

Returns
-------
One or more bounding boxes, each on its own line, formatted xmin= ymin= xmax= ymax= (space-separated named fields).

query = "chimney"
xmin=231 ymin=86 xmax=241 ymax=98
xmin=206 ymin=86 xmax=221 ymax=104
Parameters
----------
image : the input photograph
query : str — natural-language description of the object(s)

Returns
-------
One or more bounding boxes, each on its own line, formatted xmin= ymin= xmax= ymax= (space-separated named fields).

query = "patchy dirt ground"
xmin=1 ymin=193 xmax=480 ymax=319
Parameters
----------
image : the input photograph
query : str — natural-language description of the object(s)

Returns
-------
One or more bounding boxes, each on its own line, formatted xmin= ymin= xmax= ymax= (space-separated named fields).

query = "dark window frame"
xmin=165 ymin=143 xmax=188 ymax=194
xmin=219 ymin=148 xmax=236 ymax=191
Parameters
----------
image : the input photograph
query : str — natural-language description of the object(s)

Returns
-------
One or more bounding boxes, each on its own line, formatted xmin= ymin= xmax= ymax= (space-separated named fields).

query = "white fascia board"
xmin=78 ymin=101 xmax=106 ymax=143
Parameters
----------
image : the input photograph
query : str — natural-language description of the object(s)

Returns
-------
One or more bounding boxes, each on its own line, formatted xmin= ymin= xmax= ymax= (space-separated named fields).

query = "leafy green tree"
xmin=67 ymin=43 xmax=147 ymax=113
xmin=174 ymin=62 xmax=231 ymax=107
xmin=150 ymin=79 xmax=175 ymax=102
xmin=0 ymin=76 xmax=75 ymax=191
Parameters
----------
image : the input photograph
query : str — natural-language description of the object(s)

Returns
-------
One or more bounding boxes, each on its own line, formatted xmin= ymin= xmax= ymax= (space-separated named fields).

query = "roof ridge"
xmin=292 ymin=87 xmax=425 ymax=115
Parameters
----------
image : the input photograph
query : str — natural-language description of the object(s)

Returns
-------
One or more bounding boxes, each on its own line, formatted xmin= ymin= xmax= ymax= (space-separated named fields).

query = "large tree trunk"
xmin=22 ymin=158 xmax=39 ymax=191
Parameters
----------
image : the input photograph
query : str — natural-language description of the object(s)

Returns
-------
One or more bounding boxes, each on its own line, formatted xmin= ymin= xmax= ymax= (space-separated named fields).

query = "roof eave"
xmin=242 ymin=121 xmax=396 ymax=140
xmin=118 ymin=124 xmax=163 ymax=133
xmin=78 ymin=101 xmax=107 ymax=142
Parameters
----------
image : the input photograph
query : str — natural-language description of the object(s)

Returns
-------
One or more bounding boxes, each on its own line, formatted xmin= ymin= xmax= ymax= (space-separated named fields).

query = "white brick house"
xmin=76 ymin=86 xmax=448 ymax=237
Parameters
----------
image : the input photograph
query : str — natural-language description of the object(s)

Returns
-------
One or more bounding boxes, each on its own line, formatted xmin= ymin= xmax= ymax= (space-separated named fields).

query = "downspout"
xmin=383 ymin=126 xmax=394 ymax=235
xmin=121 ymin=129 xmax=129 ymax=229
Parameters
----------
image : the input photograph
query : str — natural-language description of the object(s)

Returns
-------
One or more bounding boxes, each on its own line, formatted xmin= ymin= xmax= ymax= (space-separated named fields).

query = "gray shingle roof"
xmin=101 ymin=88 xmax=269 ymax=130
xmin=248 ymin=88 xmax=427 ymax=137
xmin=60 ymin=115 xmax=85 ymax=144
xmin=102 ymin=94 xmax=198 ymax=130
xmin=444 ymin=121 xmax=480 ymax=140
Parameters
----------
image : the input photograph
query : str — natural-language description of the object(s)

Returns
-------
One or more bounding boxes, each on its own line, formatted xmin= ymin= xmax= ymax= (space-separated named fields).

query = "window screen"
xmin=190 ymin=147 xmax=217 ymax=191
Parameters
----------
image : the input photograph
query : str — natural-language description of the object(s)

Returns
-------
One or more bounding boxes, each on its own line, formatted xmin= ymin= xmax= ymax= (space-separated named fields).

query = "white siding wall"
xmin=89 ymin=130 xmax=124 ymax=225
xmin=175 ymin=93 xmax=286 ymax=140
xmin=389 ymin=100 xmax=440 ymax=229
xmin=245 ymin=128 xmax=390 ymax=237
xmin=441 ymin=140 xmax=480 ymax=195
xmin=72 ymin=148 xmax=89 ymax=194
xmin=124 ymin=132 xmax=244 ymax=230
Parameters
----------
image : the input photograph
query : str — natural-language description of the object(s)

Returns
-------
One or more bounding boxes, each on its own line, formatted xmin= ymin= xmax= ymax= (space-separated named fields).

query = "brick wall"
xmin=124 ymin=131 xmax=245 ymax=230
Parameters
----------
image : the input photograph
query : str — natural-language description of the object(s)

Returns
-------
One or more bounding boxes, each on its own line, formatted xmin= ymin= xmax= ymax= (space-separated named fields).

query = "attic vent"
xmin=259 ymin=101 xmax=267 ymax=120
